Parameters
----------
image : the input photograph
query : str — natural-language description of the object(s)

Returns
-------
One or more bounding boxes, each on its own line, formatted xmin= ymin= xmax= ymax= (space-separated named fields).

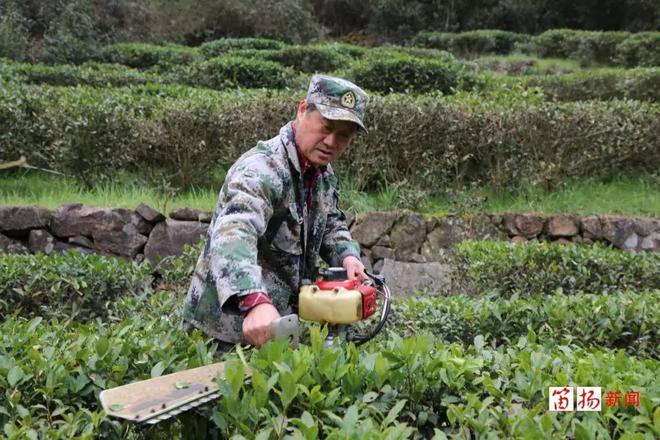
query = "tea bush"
xmin=199 ymin=37 xmax=287 ymax=58
xmin=0 ymin=59 xmax=164 ymax=88
xmin=99 ymin=42 xmax=200 ymax=69
xmin=0 ymin=291 xmax=214 ymax=439
xmin=348 ymin=52 xmax=467 ymax=94
xmin=412 ymin=30 xmax=529 ymax=56
xmin=2 ymin=84 xmax=658 ymax=190
xmin=389 ymin=290 xmax=659 ymax=358
xmin=494 ymin=68 xmax=660 ymax=102
xmin=0 ymin=248 xmax=658 ymax=438
xmin=615 ymin=32 xmax=660 ymax=67
xmin=1 ymin=302 xmax=657 ymax=438
xmin=528 ymin=29 xmax=660 ymax=67
xmin=412 ymin=29 xmax=660 ymax=67
xmin=208 ymin=333 xmax=658 ymax=439
xmin=183 ymin=56 xmax=294 ymax=89
xmin=453 ymin=241 xmax=660 ymax=296
xmin=0 ymin=251 xmax=154 ymax=320
xmin=260 ymin=45 xmax=352 ymax=73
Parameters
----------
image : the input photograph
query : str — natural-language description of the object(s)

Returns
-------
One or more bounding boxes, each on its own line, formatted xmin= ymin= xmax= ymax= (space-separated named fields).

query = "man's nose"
xmin=324 ymin=132 xmax=339 ymax=148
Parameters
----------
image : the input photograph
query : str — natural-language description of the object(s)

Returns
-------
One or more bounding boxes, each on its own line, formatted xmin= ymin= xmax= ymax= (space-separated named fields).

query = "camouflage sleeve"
xmin=320 ymin=188 xmax=361 ymax=267
xmin=208 ymin=155 xmax=282 ymax=309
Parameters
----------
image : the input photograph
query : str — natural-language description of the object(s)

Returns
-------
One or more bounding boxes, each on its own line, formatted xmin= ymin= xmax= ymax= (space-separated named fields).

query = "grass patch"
xmin=1 ymin=171 xmax=658 ymax=216
xmin=0 ymin=171 xmax=219 ymax=213
xmin=342 ymin=175 xmax=660 ymax=216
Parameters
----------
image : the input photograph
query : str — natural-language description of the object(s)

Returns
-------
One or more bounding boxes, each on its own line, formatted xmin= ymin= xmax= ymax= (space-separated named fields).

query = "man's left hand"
xmin=342 ymin=255 xmax=366 ymax=281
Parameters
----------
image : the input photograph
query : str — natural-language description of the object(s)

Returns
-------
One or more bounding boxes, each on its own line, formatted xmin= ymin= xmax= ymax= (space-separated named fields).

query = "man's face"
xmin=294 ymin=100 xmax=358 ymax=167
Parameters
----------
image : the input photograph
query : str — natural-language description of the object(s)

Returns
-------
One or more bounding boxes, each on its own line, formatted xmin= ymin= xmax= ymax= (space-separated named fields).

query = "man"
xmin=183 ymin=75 xmax=369 ymax=348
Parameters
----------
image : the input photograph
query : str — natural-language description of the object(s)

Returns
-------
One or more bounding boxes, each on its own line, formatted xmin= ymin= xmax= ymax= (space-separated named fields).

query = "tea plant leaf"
xmin=383 ymin=399 xmax=407 ymax=426
xmin=7 ymin=365 xmax=24 ymax=387
xmin=150 ymin=361 xmax=165 ymax=378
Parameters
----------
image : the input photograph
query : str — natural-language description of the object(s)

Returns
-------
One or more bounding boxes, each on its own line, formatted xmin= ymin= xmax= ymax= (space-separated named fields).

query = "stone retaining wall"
xmin=1 ymin=204 xmax=658 ymax=269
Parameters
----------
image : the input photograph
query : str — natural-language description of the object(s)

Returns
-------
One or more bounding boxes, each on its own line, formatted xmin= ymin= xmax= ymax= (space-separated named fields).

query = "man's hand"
xmin=342 ymin=255 xmax=366 ymax=281
xmin=243 ymin=303 xmax=280 ymax=347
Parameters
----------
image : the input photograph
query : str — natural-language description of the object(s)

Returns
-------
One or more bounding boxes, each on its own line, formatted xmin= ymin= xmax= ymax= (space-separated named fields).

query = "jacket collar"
xmin=280 ymin=121 xmax=302 ymax=174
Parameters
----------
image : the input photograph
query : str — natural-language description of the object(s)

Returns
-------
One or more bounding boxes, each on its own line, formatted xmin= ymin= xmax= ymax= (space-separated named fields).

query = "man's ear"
xmin=296 ymin=99 xmax=308 ymax=119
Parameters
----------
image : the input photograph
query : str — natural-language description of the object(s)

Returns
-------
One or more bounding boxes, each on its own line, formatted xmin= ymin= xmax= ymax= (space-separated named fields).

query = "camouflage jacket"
xmin=182 ymin=121 xmax=361 ymax=343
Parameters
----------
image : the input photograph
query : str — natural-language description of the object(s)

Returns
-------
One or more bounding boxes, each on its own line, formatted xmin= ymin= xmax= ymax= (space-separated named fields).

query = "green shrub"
xmin=390 ymin=291 xmax=659 ymax=358
xmin=529 ymin=29 xmax=589 ymax=59
xmin=414 ymin=29 xmax=659 ymax=66
xmin=99 ymin=42 xmax=199 ymax=69
xmin=349 ymin=53 xmax=463 ymax=94
xmin=38 ymin=1 xmax=101 ymax=65
xmin=412 ymin=30 xmax=529 ymax=56
xmin=0 ymin=291 xmax=214 ymax=438
xmin=3 ymin=84 xmax=658 ymax=190
xmin=0 ymin=251 xmax=154 ymax=320
xmin=212 ymin=336 xmax=659 ymax=439
xmin=580 ymin=31 xmax=633 ymax=65
xmin=410 ymin=32 xmax=454 ymax=51
xmin=199 ymin=37 xmax=286 ymax=58
xmin=247 ymin=0 xmax=326 ymax=43
xmin=516 ymin=68 xmax=660 ymax=101
xmin=530 ymin=29 xmax=632 ymax=65
xmin=0 ymin=269 xmax=657 ymax=438
xmin=184 ymin=56 xmax=293 ymax=89
xmin=317 ymin=41 xmax=368 ymax=59
xmin=3 ymin=308 xmax=657 ymax=438
xmin=0 ymin=6 xmax=30 ymax=61
xmin=453 ymin=240 xmax=660 ymax=296
xmin=615 ymin=32 xmax=660 ymax=67
xmin=261 ymin=45 xmax=352 ymax=73
xmin=0 ymin=59 xmax=165 ymax=88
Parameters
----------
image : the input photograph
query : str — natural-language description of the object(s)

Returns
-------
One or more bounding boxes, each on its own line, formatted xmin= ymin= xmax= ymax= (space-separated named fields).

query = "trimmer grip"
xmin=270 ymin=314 xmax=299 ymax=348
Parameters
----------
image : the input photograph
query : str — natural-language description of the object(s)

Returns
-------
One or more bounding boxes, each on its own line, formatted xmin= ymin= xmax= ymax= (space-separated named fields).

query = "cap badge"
xmin=340 ymin=91 xmax=356 ymax=109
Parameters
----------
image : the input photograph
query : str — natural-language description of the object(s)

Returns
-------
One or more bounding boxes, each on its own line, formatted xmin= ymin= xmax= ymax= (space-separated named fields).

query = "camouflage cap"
xmin=306 ymin=75 xmax=369 ymax=131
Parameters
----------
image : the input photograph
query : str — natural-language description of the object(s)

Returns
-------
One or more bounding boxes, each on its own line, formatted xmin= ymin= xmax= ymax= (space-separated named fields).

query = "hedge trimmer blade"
xmin=100 ymin=362 xmax=250 ymax=424
xmin=100 ymin=316 xmax=297 ymax=424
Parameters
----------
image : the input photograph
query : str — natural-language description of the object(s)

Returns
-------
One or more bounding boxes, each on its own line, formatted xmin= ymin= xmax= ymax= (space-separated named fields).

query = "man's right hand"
xmin=242 ymin=303 xmax=280 ymax=347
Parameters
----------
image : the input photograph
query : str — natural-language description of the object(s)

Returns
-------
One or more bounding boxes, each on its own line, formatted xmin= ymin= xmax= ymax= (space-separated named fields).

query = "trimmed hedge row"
xmin=527 ymin=29 xmax=632 ymax=64
xmin=6 ymin=58 xmax=659 ymax=103
xmin=411 ymin=30 xmax=529 ymax=55
xmin=260 ymin=45 xmax=353 ymax=73
xmin=615 ymin=33 xmax=660 ymax=67
xmin=2 ymin=83 xmax=658 ymax=190
xmin=349 ymin=51 xmax=478 ymax=94
xmin=3 ymin=240 xmax=658 ymax=323
xmin=492 ymin=68 xmax=660 ymax=102
xmin=199 ymin=37 xmax=287 ymax=58
xmin=182 ymin=55 xmax=294 ymax=89
xmin=0 ymin=59 xmax=166 ymax=88
xmin=0 ymin=291 xmax=214 ymax=439
xmin=1 ymin=289 xmax=658 ymax=438
xmin=413 ymin=29 xmax=660 ymax=67
xmin=389 ymin=291 xmax=659 ymax=358
xmin=528 ymin=29 xmax=660 ymax=67
xmin=0 ymin=252 xmax=154 ymax=320
xmin=98 ymin=42 xmax=200 ymax=69
xmin=454 ymin=240 xmax=660 ymax=297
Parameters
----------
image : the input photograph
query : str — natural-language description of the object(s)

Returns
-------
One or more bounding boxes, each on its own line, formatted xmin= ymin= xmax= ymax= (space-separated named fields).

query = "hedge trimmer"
xmin=100 ymin=269 xmax=392 ymax=425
